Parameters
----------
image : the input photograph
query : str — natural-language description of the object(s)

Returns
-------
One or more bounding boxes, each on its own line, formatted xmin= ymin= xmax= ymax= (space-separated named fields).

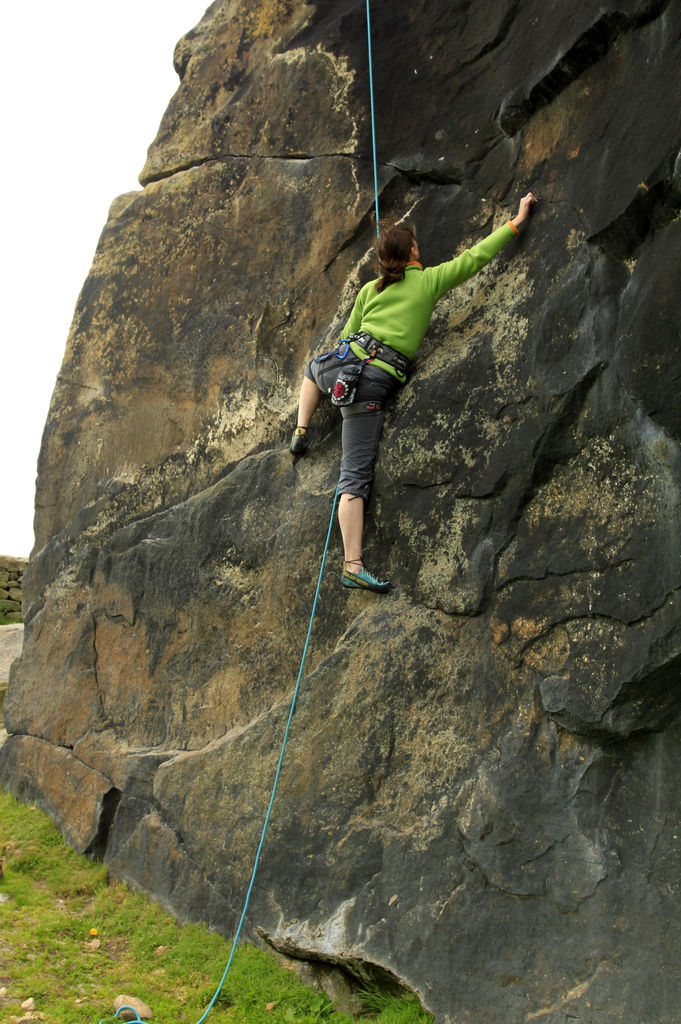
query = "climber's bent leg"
xmin=296 ymin=375 xmax=322 ymax=430
xmin=290 ymin=376 xmax=322 ymax=454
xmin=291 ymin=354 xmax=342 ymax=455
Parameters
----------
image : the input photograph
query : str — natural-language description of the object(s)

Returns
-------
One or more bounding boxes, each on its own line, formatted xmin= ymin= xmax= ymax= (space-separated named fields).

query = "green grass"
xmin=0 ymin=791 xmax=432 ymax=1024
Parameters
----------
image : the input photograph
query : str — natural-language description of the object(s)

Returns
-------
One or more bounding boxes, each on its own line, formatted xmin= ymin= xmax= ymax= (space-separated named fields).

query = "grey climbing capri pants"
xmin=305 ymin=350 xmax=400 ymax=500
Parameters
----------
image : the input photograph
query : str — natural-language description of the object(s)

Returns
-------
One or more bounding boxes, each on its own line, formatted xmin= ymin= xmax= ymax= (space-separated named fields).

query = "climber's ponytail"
xmin=375 ymin=222 xmax=416 ymax=293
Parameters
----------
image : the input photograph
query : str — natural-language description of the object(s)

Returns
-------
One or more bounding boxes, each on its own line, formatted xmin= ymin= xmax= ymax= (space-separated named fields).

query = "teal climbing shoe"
xmin=290 ymin=427 xmax=308 ymax=455
xmin=342 ymin=562 xmax=391 ymax=593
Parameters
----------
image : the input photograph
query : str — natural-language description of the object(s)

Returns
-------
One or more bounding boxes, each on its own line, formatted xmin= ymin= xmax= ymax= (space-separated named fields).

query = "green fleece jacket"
xmin=343 ymin=220 xmax=518 ymax=381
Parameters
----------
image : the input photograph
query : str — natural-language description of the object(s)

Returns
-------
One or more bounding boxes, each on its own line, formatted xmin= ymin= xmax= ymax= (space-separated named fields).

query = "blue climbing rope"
xmin=98 ymin=488 xmax=340 ymax=1024
xmin=365 ymin=0 xmax=381 ymax=235
xmin=192 ymin=484 xmax=340 ymax=1024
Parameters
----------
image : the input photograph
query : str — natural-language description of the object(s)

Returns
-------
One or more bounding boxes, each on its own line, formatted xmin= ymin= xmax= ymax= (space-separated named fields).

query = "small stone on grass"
xmin=113 ymin=994 xmax=153 ymax=1020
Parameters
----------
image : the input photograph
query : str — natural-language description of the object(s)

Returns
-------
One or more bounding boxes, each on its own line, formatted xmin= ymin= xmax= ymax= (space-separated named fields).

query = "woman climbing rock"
xmin=290 ymin=192 xmax=536 ymax=592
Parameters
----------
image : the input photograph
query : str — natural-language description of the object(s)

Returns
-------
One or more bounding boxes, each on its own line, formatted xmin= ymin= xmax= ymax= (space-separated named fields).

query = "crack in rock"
xmin=498 ymin=0 xmax=674 ymax=137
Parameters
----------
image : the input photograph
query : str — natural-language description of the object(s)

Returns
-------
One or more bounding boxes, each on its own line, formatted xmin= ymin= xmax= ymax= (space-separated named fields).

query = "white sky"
xmin=2 ymin=1 xmax=211 ymax=557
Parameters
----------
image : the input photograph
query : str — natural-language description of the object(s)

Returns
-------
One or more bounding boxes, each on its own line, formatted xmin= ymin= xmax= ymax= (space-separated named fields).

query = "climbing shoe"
xmin=290 ymin=426 xmax=308 ymax=455
xmin=342 ymin=562 xmax=391 ymax=593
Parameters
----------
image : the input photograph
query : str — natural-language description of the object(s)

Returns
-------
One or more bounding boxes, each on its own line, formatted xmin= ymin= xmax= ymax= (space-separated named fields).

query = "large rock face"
xmin=3 ymin=1 xmax=681 ymax=1020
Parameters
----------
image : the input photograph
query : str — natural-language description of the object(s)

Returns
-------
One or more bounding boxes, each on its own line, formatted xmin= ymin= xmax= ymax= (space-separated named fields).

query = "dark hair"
xmin=375 ymin=222 xmax=416 ymax=293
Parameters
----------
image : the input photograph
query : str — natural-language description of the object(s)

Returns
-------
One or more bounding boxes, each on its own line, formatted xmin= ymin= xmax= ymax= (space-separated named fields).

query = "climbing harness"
xmin=330 ymin=328 xmax=410 ymax=404
xmin=330 ymin=330 xmax=382 ymax=405
xmin=349 ymin=331 xmax=411 ymax=378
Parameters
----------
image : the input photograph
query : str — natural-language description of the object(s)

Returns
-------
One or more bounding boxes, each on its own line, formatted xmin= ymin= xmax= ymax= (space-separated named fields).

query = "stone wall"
xmin=0 ymin=556 xmax=27 ymax=623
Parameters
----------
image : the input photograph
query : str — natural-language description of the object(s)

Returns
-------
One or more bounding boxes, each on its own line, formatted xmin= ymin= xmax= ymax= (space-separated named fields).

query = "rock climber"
xmin=290 ymin=192 xmax=537 ymax=592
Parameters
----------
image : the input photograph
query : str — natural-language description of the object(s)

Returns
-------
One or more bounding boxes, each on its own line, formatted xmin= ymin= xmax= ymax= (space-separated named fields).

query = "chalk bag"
xmin=331 ymin=364 xmax=363 ymax=406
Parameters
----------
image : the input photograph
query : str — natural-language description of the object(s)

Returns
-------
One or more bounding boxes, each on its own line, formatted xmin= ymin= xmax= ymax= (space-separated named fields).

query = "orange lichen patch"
xmin=491 ymin=618 xmax=510 ymax=645
xmin=243 ymin=0 xmax=294 ymax=45
xmin=511 ymin=616 xmax=551 ymax=645
xmin=517 ymin=105 xmax=568 ymax=183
